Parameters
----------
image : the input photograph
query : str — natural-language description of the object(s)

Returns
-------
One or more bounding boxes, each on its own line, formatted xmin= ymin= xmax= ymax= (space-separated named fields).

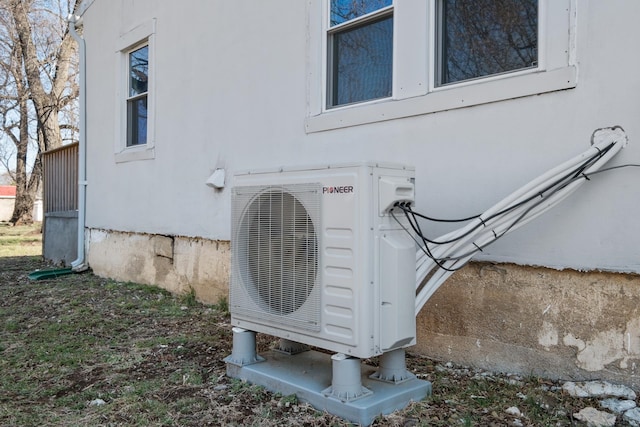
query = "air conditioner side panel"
xmin=372 ymin=166 xmax=417 ymax=354
xmin=320 ymin=168 xmax=374 ymax=356
xmin=379 ymin=231 xmax=417 ymax=351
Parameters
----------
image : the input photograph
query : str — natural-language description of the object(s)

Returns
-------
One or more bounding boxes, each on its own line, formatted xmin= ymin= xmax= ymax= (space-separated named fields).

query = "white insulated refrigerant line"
xmin=405 ymin=127 xmax=629 ymax=316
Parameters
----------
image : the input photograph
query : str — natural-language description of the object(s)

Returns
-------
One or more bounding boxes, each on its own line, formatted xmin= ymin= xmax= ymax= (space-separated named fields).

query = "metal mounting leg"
xmin=322 ymin=353 xmax=373 ymax=402
xmin=369 ymin=348 xmax=415 ymax=384
xmin=224 ymin=327 xmax=265 ymax=367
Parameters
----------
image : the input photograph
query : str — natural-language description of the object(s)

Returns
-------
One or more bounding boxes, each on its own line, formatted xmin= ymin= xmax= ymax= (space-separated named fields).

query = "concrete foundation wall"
xmin=86 ymin=228 xmax=229 ymax=304
xmin=416 ymin=263 xmax=640 ymax=390
xmin=86 ymin=228 xmax=640 ymax=389
xmin=43 ymin=211 xmax=77 ymax=265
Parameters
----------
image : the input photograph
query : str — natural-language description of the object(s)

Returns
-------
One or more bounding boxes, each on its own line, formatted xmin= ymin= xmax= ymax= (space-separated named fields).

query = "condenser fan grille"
xmin=231 ymin=184 xmax=321 ymax=331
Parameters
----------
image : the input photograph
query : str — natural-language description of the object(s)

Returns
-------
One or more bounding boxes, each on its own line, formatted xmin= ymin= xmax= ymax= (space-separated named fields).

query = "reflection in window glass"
xmin=438 ymin=0 xmax=538 ymax=86
xmin=127 ymin=97 xmax=147 ymax=147
xmin=329 ymin=15 xmax=393 ymax=107
xmin=330 ymin=0 xmax=392 ymax=26
xmin=127 ymin=45 xmax=149 ymax=146
xmin=129 ymin=46 xmax=148 ymax=96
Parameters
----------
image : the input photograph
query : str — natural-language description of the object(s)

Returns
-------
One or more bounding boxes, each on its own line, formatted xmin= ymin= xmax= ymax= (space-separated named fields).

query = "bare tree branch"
xmin=0 ymin=0 xmax=78 ymax=224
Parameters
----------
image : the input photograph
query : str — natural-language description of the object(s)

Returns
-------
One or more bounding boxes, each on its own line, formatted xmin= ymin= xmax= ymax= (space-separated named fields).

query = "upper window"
xmin=115 ymin=18 xmax=156 ymax=162
xmin=327 ymin=0 xmax=393 ymax=107
xmin=436 ymin=0 xmax=538 ymax=86
xmin=127 ymin=44 xmax=149 ymax=146
xmin=306 ymin=0 xmax=575 ymax=133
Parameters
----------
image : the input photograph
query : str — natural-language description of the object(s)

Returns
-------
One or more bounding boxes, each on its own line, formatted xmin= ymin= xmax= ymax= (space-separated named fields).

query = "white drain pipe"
xmin=68 ymin=15 xmax=87 ymax=271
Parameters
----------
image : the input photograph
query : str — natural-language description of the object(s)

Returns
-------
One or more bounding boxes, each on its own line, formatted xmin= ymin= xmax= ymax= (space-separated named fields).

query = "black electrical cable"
xmin=584 ymin=163 xmax=640 ymax=177
xmin=405 ymin=209 xmax=480 ymax=223
xmin=437 ymin=160 xmax=640 ymax=267
xmin=392 ymin=165 xmax=586 ymax=272
xmin=391 ymin=209 xmax=460 ymax=272
xmin=434 ymin=175 xmax=578 ymax=264
xmin=402 ymin=141 xmax=615 ymax=247
xmin=398 ymin=141 xmax=623 ymax=267
xmin=395 ymin=202 xmax=457 ymax=270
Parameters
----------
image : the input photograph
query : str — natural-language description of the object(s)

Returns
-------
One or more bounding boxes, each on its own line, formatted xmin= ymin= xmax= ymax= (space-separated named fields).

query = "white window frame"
xmin=305 ymin=0 xmax=576 ymax=133
xmin=115 ymin=18 xmax=156 ymax=163
xmin=327 ymin=4 xmax=394 ymax=108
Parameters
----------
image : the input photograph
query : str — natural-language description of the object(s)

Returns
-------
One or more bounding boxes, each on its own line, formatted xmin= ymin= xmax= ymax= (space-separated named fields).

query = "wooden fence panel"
xmin=42 ymin=143 xmax=79 ymax=213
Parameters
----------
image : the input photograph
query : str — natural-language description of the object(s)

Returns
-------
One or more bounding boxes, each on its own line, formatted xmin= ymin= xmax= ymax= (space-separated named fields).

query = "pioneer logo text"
xmin=322 ymin=186 xmax=354 ymax=194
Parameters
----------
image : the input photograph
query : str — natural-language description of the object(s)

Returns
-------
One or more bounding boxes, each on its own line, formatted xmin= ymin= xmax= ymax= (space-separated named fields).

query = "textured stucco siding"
xmin=0 ymin=198 xmax=14 ymax=221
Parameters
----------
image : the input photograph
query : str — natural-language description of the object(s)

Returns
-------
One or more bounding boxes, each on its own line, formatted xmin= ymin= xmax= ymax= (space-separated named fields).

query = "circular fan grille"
xmin=239 ymin=188 xmax=318 ymax=316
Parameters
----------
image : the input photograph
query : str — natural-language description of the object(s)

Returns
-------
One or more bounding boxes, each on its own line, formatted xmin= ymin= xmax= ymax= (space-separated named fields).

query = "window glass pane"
xmin=330 ymin=0 xmax=392 ymax=26
xmin=127 ymin=96 xmax=147 ymax=146
xmin=329 ymin=15 xmax=393 ymax=107
xmin=438 ymin=0 xmax=538 ymax=86
xmin=129 ymin=45 xmax=148 ymax=97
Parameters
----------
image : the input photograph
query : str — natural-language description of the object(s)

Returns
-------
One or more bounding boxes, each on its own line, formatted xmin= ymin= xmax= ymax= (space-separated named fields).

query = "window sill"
xmin=305 ymin=66 xmax=576 ymax=133
xmin=115 ymin=145 xmax=155 ymax=163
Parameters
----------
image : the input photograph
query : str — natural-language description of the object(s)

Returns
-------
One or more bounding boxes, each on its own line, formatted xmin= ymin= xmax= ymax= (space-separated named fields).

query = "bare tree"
xmin=0 ymin=3 xmax=33 ymax=222
xmin=0 ymin=0 xmax=78 ymax=224
xmin=439 ymin=0 xmax=538 ymax=85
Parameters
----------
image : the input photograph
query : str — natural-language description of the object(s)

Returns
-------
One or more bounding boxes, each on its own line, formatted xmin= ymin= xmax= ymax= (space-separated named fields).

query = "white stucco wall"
xmin=0 ymin=197 xmax=14 ymax=222
xmin=0 ymin=197 xmax=42 ymax=222
xmin=81 ymin=0 xmax=640 ymax=273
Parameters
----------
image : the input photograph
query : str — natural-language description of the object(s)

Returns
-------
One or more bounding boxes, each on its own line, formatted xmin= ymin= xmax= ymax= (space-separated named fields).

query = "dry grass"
xmin=0 ymin=222 xmax=42 ymax=257
xmin=0 ymin=224 xmax=620 ymax=426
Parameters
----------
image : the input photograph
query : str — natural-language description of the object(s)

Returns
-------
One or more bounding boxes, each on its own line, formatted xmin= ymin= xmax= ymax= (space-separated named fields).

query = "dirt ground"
xmin=0 ymin=253 xmax=629 ymax=426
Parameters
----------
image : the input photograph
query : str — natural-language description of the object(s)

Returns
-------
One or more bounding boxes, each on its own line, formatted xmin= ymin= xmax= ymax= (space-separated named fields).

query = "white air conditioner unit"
xmin=230 ymin=163 xmax=416 ymax=359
